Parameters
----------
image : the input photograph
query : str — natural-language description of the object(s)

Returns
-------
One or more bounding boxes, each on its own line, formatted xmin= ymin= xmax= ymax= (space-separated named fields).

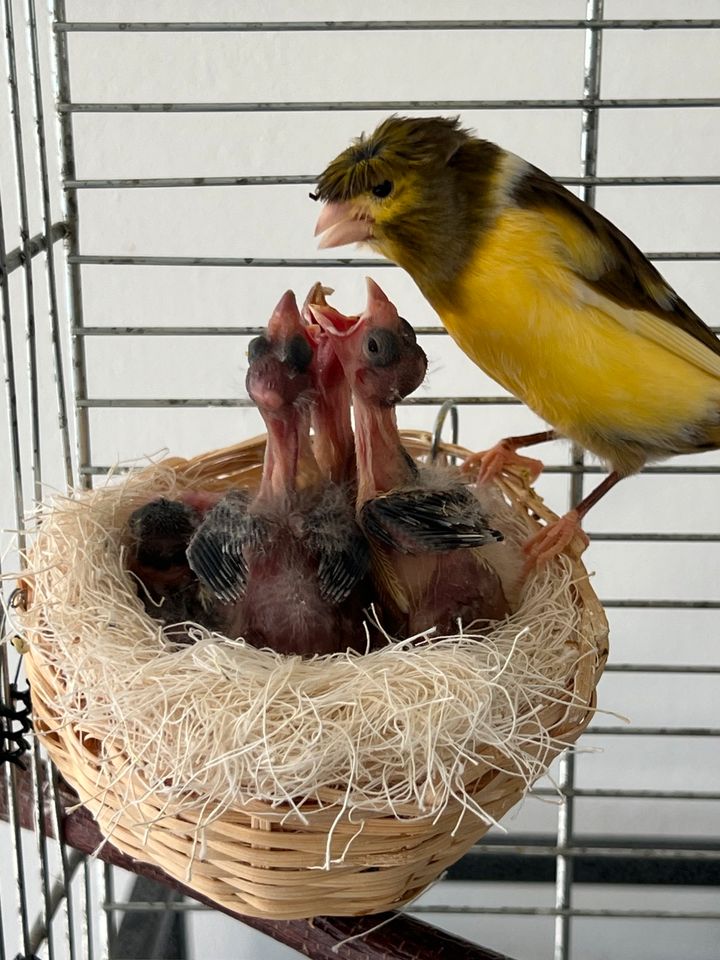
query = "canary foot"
xmin=463 ymin=440 xmax=545 ymax=485
xmin=522 ymin=509 xmax=590 ymax=570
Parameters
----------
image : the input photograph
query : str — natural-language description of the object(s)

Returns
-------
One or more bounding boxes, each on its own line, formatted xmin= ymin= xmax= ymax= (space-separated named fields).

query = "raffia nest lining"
xmin=19 ymin=433 xmax=608 ymax=918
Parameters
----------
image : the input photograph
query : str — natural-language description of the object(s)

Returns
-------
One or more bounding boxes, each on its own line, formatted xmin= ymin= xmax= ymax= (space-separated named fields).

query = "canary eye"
xmin=285 ymin=333 xmax=313 ymax=373
xmin=248 ymin=335 xmax=271 ymax=362
xmin=364 ymin=329 xmax=400 ymax=367
xmin=371 ymin=180 xmax=393 ymax=199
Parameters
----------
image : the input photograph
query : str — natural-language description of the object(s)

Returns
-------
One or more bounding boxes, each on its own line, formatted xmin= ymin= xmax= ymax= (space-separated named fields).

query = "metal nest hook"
xmin=429 ymin=399 xmax=460 ymax=465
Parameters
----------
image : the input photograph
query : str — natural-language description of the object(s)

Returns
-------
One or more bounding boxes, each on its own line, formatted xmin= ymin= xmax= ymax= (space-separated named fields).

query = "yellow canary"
xmin=313 ymin=115 xmax=720 ymax=562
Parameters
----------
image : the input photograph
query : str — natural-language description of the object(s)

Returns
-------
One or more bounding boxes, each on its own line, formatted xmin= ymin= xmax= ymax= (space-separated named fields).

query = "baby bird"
xmin=310 ymin=278 xmax=509 ymax=638
xmin=314 ymin=115 xmax=720 ymax=563
xmin=302 ymin=282 xmax=356 ymax=487
xmin=187 ymin=290 xmax=370 ymax=656
xmin=126 ymin=497 xmax=216 ymax=641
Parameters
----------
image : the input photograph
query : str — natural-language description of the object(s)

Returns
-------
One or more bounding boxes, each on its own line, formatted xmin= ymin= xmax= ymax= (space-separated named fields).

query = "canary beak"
xmin=314 ymin=202 xmax=373 ymax=249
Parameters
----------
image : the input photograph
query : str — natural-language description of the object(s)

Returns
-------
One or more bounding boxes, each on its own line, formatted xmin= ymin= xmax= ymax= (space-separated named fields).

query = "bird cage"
xmin=0 ymin=3 xmax=718 ymax=960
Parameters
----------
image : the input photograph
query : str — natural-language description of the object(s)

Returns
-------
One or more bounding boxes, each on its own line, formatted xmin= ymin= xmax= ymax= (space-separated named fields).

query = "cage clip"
xmin=1 ymin=684 xmax=32 ymax=769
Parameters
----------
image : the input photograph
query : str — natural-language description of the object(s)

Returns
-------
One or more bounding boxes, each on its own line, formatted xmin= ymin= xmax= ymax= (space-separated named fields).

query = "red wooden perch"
xmin=0 ymin=760 xmax=514 ymax=960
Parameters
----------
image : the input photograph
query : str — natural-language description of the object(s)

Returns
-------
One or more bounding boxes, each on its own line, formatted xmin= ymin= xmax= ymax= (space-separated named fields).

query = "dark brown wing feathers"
xmin=513 ymin=166 xmax=720 ymax=359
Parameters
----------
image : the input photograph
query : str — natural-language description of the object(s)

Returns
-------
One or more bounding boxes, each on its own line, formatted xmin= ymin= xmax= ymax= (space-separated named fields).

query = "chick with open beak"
xmin=310 ymin=278 xmax=509 ymax=638
xmin=301 ymin=282 xmax=356 ymax=488
xmin=187 ymin=291 xmax=370 ymax=656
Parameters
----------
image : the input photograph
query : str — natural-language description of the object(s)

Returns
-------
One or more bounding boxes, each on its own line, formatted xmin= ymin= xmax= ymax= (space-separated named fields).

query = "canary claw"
xmin=463 ymin=440 xmax=545 ymax=486
xmin=522 ymin=509 xmax=590 ymax=571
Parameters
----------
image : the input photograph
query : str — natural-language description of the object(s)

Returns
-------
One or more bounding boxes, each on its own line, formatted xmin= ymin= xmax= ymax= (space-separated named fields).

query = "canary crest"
xmin=314 ymin=115 xmax=470 ymax=241
xmin=314 ymin=115 xmax=501 ymax=301
xmin=315 ymin=115 xmax=469 ymax=203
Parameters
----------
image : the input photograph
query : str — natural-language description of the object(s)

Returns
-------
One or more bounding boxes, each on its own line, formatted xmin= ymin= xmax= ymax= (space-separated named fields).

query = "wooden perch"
xmin=0 ymin=761 xmax=513 ymax=960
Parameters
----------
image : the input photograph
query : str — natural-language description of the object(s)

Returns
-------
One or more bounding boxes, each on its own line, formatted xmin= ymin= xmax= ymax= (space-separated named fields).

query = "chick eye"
xmin=364 ymin=328 xmax=400 ymax=367
xmin=371 ymin=180 xmax=393 ymax=199
xmin=286 ymin=333 xmax=313 ymax=373
xmin=248 ymin=335 xmax=271 ymax=362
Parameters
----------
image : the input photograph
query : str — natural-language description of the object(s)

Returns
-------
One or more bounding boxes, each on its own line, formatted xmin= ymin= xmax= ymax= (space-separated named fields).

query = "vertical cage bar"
xmin=50 ymin=0 xmax=91 ymax=488
xmin=47 ymin=766 xmax=81 ymax=959
xmin=27 ymin=6 xmax=82 ymax=951
xmin=0 ymin=878 xmax=6 ymax=958
xmin=0 ymin=802 xmax=5 ymax=960
xmin=28 ymin=739 xmax=56 ymax=960
xmin=0 ymin=82 xmax=30 ymax=954
xmin=0 ymin=206 xmax=25 ymax=554
xmin=3 ymin=0 xmax=42 ymax=503
xmin=0 ymin=590 xmax=15 ymax=960
xmin=0 ymin=81 xmax=27 ymax=957
xmin=554 ymin=3 xmax=604 ymax=959
xmin=3 ymin=3 xmax=60 ymax=955
xmin=101 ymin=863 xmax=115 ymax=960
xmin=0 ymin=42 xmax=33 ymax=953
xmin=27 ymin=850 xmax=85 ymax=954
xmin=27 ymin=0 xmax=73 ymax=488
xmin=0 ymin=647 xmax=32 ymax=958
xmin=82 ymin=857 xmax=96 ymax=960
xmin=0 ymin=20 xmax=27 ymax=551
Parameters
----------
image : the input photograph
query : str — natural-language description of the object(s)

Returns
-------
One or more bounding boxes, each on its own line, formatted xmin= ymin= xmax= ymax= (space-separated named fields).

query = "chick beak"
xmin=308 ymin=302 xmax=364 ymax=370
xmin=301 ymin=281 xmax=334 ymax=325
xmin=314 ymin=201 xmax=374 ymax=249
xmin=363 ymin=276 xmax=400 ymax=330
xmin=267 ymin=289 xmax=304 ymax=342
xmin=308 ymin=302 xmax=360 ymax=338
xmin=253 ymin=290 xmax=309 ymax=411
xmin=365 ymin=276 xmax=390 ymax=307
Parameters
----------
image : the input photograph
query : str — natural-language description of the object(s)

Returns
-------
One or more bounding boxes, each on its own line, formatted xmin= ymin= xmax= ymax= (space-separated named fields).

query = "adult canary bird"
xmin=313 ymin=115 xmax=720 ymax=563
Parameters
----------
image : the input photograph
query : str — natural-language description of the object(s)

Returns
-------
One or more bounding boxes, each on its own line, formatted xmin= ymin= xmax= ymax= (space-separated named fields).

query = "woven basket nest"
xmin=18 ymin=431 xmax=608 ymax=920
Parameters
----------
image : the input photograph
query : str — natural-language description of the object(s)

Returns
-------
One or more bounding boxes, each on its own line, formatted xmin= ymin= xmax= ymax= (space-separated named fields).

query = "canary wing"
xmin=360 ymin=487 xmax=503 ymax=555
xmin=515 ymin=165 xmax=720 ymax=378
xmin=186 ymin=490 xmax=255 ymax=603
xmin=303 ymin=488 xmax=370 ymax=605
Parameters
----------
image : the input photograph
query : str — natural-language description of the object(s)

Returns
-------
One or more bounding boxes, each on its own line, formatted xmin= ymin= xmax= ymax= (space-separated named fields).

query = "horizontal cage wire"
xmin=0 ymin=2 xmax=718 ymax=959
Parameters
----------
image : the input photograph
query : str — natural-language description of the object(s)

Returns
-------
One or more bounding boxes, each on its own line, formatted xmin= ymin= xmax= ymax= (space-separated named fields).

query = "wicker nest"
xmin=19 ymin=432 xmax=608 ymax=920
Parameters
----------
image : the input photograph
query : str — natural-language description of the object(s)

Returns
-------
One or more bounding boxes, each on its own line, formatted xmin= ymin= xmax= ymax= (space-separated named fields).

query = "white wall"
xmin=1 ymin=1 xmax=719 ymax=958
